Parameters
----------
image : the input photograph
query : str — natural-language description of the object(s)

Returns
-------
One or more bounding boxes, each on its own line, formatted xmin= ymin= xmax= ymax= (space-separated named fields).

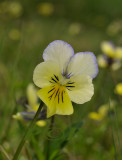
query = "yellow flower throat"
xmin=48 ymin=74 xmax=75 ymax=104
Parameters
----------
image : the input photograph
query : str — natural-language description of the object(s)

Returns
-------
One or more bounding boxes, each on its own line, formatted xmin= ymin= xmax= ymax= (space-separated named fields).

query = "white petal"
xmin=33 ymin=61 xmax=62 ymax=88
xmin=43 ymin=40 xmax=74 ymax=73
xmin=67 ymin=75 xmax=94 ymax=104
xmin=67 ymin=52 xmax=98 ymax=78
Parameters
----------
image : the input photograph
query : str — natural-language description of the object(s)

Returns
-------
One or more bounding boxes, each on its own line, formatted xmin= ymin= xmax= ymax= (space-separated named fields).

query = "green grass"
xmin=0 ymin=0 xmax=122 ymax=159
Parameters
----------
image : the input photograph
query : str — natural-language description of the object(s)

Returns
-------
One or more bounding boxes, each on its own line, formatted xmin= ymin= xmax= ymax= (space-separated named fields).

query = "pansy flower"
xmin=13 ymin=83 xmax=46 ymax=127
xmin=98 ymin=41 xmax=122 ymax=70
xmin=33 ymin=40 xmax=98 ymax=118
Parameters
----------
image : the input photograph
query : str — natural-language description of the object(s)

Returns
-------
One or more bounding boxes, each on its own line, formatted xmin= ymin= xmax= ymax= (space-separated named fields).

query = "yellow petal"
xmin=88 ymin=112 xmax=103 ymax=121
xmin=67 ymin=75 xmax=94 ymax=104
xmin=97 ymin=55 xmax=107 ymax=68
xmin=37 ymin=85 xmax=73 ymax=118
xmin=98 ymin=105 xmax=108 ymax=116
xmin=36 ymin=120 xmax=46 ymax=127
xmin=115 ymin=83 xmax=122 ymax=95
xmin=101 ymin=41 xmax=115 ymax=58
xmin=31 ymin=104 xmax=39 ymax=112
xmin=12 ymin=112 xmax=23 ymax=120
xmin=37 ymin=3 xmax=54 ymax=16
xmin=33 ymin=61 xmax=62 ymax=88
xmin=115 ymin=47 xmax=122 ymax=59
xmin=26 ymin=83 xmax=38 ymax=107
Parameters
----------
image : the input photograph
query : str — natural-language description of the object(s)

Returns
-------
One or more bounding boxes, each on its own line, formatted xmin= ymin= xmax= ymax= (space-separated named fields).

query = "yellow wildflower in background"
xmin=8 ymin=2 xmax=22 ymax=18
xmin=88 ymin=101 xmax=116 ymax=121
xmin=8 ymin=29 xmax=21 ymax=40
xmin=33 ymin=40 xmax=98 ymax=118
xmin=68 ymin=23 xmax=81 ymax=36
xmin=98 ymin=41 xmax=122 ymax=70
xmin=0 ymin=1 xmax=22 ymax=18
xmin=37 ymin=2 xmax=54 ymax=16
xmin=115 ymin=83 xmax=122 ymax=96
xmin=13 ymin=83 xmax=46 ymax=127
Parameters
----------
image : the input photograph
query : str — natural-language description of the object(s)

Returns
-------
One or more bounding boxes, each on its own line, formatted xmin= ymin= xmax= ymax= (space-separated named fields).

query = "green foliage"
xmin=49 ymin=121 xmax=83 ymax=160
xmin=0 ymin=0 xmax=122 ymax=160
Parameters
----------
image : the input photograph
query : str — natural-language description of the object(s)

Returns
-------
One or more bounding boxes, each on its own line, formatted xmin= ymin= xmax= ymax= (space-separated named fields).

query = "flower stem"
xmin=12 ymin=102 xmax=43 ymax=160
xmin=46 ymin=116 xmax=55 ymax=160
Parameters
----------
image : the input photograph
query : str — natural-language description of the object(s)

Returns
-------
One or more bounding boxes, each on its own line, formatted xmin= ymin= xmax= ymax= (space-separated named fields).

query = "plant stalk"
xmin=46 ymin=116 xmax=55 ymax=160
xmin=12 ymin=102 xmax=43 ymax=160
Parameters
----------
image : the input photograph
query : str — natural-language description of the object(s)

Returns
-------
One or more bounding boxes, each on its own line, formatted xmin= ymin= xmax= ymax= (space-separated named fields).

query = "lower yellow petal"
xmin=37 ymin=85 xmax=73 ymax=118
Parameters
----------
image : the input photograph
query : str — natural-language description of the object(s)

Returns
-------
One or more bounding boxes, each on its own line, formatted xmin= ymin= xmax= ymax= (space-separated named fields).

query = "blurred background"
xmin=0 ymin=0 xmax=122 ymax=160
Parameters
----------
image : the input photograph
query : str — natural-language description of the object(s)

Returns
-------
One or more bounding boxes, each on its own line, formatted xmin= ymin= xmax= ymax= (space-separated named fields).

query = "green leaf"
xmin=49 ymin=121 xmax=83 ymax=160
xmin=30 ymin=135 xmax=45 ymax=160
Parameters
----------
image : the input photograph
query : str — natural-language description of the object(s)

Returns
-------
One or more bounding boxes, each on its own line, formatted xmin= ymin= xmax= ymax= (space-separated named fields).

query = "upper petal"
xmin=67 ymin=52 xmax=98 ymax=78
xmin=66 ymin=74 xmax=94 ymax=104
xmin=33 ymin=61 xmax=62 ymax=88
xmin=43 ymin=40 xmax=74 ymax=73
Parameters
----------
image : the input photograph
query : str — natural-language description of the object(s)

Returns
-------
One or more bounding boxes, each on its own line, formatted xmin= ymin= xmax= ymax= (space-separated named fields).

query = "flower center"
xmin=49 ymin=74 xmax=75 ymax=93
xmin=47 ymin=74 xmax=75 ymax=103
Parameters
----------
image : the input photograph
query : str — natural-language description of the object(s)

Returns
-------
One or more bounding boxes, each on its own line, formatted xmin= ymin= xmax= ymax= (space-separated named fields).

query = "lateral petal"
xmin=33 ymin=61 xmax=62 ymax=88
xmin=66 ymin=75 xmax=94 ymax=104
xmin=67 ymin=52 xmax=98 ymax=78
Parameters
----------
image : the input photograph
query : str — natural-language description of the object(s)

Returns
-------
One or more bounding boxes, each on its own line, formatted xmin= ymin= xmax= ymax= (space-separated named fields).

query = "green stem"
xmin=46 ymin=116 xmax=55 ymax=160
xmin=0 ymin=145 xmax=11 ymax=160
xmin=12 ymin=102 xmax=43 ymax=160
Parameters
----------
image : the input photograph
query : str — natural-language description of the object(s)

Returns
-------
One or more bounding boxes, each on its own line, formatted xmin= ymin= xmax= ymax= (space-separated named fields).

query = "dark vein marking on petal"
xmin=55 ymin=88 xmax=59 ymax=98
xmin=66 ymin=86 xmax=75 ymax=87
xmin=61 ymin=91 xmax=63 ymax=103
xmin=54 ymin=74 xmax=59 ymax=81
xmin=67 ymin=82 xmax=75 ymax=84
xmin=58 ymin=91 xmax=60 ymax=104
xmin=51 ymin=77 xmax=57 ymax=83
xmin=48 ymin=90 xmax=56 ymax=100
xmin=48 ymin=87 xmax=55 ymax=93
xmin=49 ymin=81 xmax=54 ymax=83
xmin=67 ymin=88 xmax=72 ymax=91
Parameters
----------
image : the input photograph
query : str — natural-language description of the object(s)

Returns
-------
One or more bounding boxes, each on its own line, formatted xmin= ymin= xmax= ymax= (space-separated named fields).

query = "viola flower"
xmin=98 ymin=41 xmax=122 ymax=70
xmin=13 ymin=83 xmax=46 ymax=127
xmin=115 ymin=83 xmax=122 ymax=96
xmin=33 ymin=40 xmax=98 ymax=118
